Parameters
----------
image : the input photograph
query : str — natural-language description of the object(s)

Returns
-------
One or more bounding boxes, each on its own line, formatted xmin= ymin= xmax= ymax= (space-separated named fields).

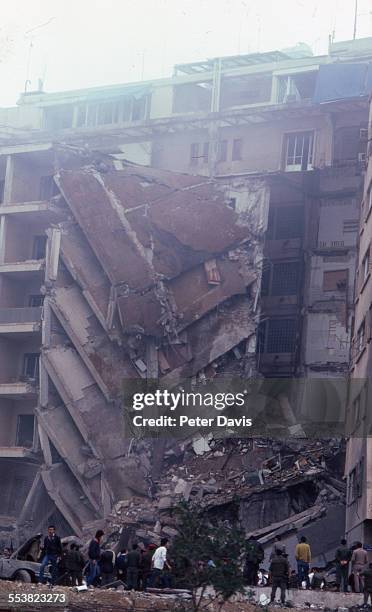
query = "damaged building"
xmin=0 ymin=36 xmax=371 ymax=545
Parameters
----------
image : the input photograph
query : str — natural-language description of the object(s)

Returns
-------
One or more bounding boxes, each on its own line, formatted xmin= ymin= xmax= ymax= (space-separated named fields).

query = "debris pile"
xmin=98 ymin=437 xmax=345 ymax=567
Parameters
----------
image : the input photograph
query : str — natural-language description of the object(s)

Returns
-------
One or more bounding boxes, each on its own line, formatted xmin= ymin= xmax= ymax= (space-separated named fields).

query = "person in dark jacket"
xmin=361 ymin=562 xmax=372 ymax=605
xmin=116 ymin=548 xmax=128 ymax=582
xmin=68 ymin=544 xmax=85 ymax=586
xmin=335 ymin=538 xmax=352 ymax=593
xmin=270 ymin=535 xmax=287 ymax=560
xmin=140 ymin=544 xmax=156 ymax=591
xmin=270 ymin=549 xmax=289 ymax=605
xmin=87 ymin=529 xmax=104 ymax=587
xmin=99 ymin=549 xmax=116 ymax=586
xmin=244 ymin=537 xmax=264 ymax=586
xmin=126 ymin=543 xmax=141 ymax=590
xmin=38 ymin=525 xmax=62 ymax=585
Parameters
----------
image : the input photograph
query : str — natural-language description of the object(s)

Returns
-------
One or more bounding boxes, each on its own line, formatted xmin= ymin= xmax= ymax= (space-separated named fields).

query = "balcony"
xmin=0 ymin=259 xmax=45 ymax=278
xmin=0 ymin=381 xmax=37 ymax=399
xmin=0 ymin=446 xmax=35 ymax=459
xmin=0 ymin=307 xmax=42 ymax=335
xmin=0 ymin=199 xmax=65 ymax=221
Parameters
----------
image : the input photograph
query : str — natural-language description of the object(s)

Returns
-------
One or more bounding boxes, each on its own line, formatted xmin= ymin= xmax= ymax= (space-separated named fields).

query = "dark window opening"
xmin=277 ymin=72 xmax=317 ymax=103
xmin=28 ymin=295 xmax=44 ymax=307
xmin=275 ymin=206 xmax=304 ymax=239
xmin=32 ymin=235 xmax=47 ymax=260
xmin=266 ymin=319 xmax=297 ymax=353
xmin=22 ymin=353 xmax=39 ymax=380
xmin=220 ymin=74 xmax=272 ymax=109
xmin=16 ymin=415 xmax=35 ymax=448
xmin=333 ymin=126 xmax=365 ymax=165
xmin=271 ymin=261 xmax=301 ymax=295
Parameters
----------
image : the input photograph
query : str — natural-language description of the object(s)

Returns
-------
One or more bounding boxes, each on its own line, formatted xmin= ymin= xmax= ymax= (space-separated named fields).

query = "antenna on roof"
xmin=24 ymin=17 xmax=55 ymax=92
xmin=353 ymin=0 xmax=358 ymax=39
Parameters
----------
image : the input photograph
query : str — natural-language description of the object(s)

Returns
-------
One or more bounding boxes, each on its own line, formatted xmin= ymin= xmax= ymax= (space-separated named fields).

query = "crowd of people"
xmin=36 ymin=525 xmax=171 ymax=590
xmin=5 ymin=523 xmax=372 ymax=605
xmin=245 ymin=534 xmax=372 ymax=606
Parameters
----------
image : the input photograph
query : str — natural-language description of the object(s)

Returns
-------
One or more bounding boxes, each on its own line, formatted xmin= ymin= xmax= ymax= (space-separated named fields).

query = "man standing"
xmin=38 ymin=525 xmax=62 ymax=585
xmin=335 ymin=538 xmax=352 ymax=593
xmin=269 ymin=549 xmax=289 ymax=605
xmin=270 ymin=535 xmax=286 ymax=560
xmin=151 ymin=538 xmax=171 ymax=587
xmin=360 ymin=562 xmax=372 ymax=605
xmin=87 ymin=529 xmax=104 ymax=587
xmin=351 ymin=542 xmax=368 ymax=593
xmin=244 ymin=537 xmax=264 ymax=586
xmin=295 ymin=536 xmax=311 ymax=589
xmin=126 ymin=543 xmax=141 ymax=590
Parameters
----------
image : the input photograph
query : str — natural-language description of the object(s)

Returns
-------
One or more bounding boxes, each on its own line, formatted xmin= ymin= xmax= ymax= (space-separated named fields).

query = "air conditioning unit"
xmin=358 ymin=152 xmax=367 ymax=163
xmin=360 ymin=128 xmax=368 ymax=141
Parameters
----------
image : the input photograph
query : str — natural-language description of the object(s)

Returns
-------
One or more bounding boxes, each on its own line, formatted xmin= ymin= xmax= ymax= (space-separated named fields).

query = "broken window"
xmin=271 ymin=261 xmax=301 ymax=295
xmin=44 ymin=105 xmax=74 ymax=130
xmin=284 ymin=131 xmax=314 ymax=171
xmin=277 ymin=72 xmax=317 ymax=103
xmin=39 ymin=175 xmax=59 ymax=200
xmin=32 ymin=235 xmax=47 ymax=260
xmin=218 ymin=140 xmax=228 ymax=162
xmin=232 ymin=138 xmax=243 ymax=161
xmin=16 ymin=414 xmax=35 ymax=448
xmin=323 ymin=269 xmax=348 ymax=292
xmin=28 ymin=295 xmax=44 ymax=307
xmin=275 ymin=206 xmax=304 ymax=239
xmin=266 ymin=318 xmax=297 ymax=353
xmin=173 ymin=82 xmax=212 ymax=113
xmin=22 ymin=353 xmax=39 ymax=380
xmin=220 ymin=74 xmax=272 ymax=109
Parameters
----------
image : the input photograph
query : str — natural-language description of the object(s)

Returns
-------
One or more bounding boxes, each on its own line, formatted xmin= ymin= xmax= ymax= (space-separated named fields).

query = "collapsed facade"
xmin=0 ymin=36 xmax=371 ymax=544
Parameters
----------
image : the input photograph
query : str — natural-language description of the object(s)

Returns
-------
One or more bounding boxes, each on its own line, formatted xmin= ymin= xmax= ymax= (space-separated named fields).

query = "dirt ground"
xmin=0 ymin=580 xmax=268 ymax=612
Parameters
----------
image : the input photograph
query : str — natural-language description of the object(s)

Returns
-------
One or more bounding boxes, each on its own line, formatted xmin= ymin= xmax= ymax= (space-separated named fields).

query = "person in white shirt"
xmin=151 ymin=538 xmax=172 ymax=587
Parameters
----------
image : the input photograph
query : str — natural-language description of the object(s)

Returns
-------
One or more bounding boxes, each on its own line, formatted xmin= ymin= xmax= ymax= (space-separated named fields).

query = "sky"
xmin=0 ymin=0 xmax=371 ymax=107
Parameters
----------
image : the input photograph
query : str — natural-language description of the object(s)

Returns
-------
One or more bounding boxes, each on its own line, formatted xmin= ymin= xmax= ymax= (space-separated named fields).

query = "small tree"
xmin=170 ymin=501 xmax=247 ymax=611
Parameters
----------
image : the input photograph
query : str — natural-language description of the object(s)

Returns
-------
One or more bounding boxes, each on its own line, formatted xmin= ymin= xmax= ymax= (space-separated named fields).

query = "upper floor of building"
xmin=0 ymin=36 xmax=371 ymax=142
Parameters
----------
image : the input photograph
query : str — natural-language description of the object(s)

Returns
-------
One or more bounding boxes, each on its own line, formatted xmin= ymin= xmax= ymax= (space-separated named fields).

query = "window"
xmin=32 ymin=236 xmax=47 ymax=260
xmin=271 ymin=261 xmax=301 ymax=296
xmin=232 ymin=138 xmax=242 ymax=161
xmin=362 ymin=249 xmax=370 ymax=284
xmin=275 ymin=206 xmax=304 ymax=239
xmin=16 ymin=415 xmax=35 ymax=448
xmin=356 ymin=320 xmax=366 ymax=354
xmin=22 ymin=353 xmax=39 ymax=380
xmin=190 ymin=143 xmax=199 ymax=166
xmin=277 ymin=72 xmax=317 ymax=103
xmin=323 ymin=269 xmax=348 ymax=292
xmin=218 ymin=140 xmax=228 ymax=162
xmin=266 ymin=319 xmax=297 ymax=353
xmin=284 ymin=131 xmax=314 ymax=171
xmin=39 ymin=175 xmax=59 ymax=200
xmin=343 ymin=219 xmax=358 ymax=234
xmin=28 ymin=295 xmax=44 ymax=307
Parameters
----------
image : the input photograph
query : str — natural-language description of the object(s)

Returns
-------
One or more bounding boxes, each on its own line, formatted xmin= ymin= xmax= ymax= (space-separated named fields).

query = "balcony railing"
xmin=0 ymin=307 xmax=42 ymax=324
